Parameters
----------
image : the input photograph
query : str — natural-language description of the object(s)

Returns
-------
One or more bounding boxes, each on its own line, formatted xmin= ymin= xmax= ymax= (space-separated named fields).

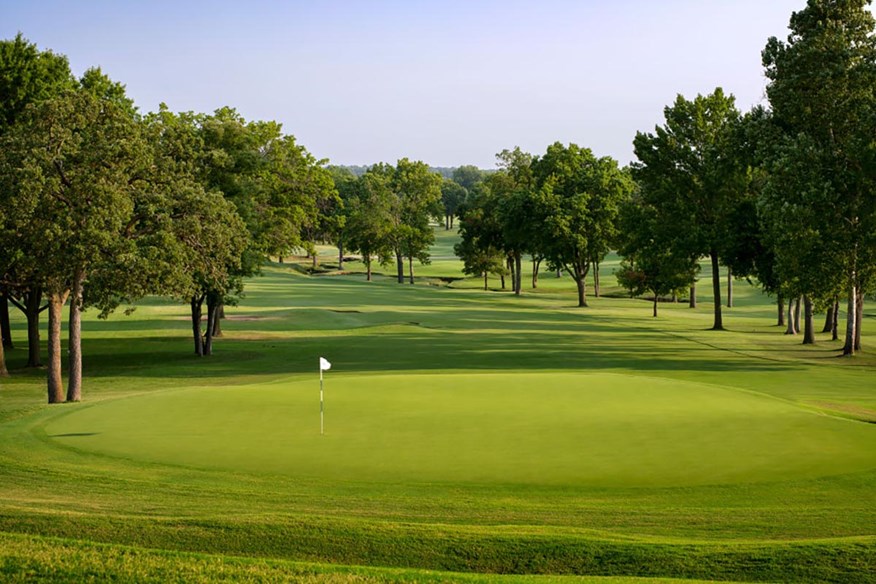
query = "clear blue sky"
xmin=2 ymin=0 xmax=817 ymax=168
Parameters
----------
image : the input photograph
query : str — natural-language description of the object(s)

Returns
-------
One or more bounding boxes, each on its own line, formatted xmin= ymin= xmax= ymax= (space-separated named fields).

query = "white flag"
xmin=319 ymin=357 xmax=332 ymax=371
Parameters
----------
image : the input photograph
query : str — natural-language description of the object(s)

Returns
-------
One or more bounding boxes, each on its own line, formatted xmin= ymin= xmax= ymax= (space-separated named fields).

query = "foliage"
xmin=440 ymin=177 xmax=467 ymax=227
xmin=762 ymin=0 xmax=876 ymax=353
xmin=0 ymin=33 xmax=73 ymax=135
xmin=616 ymin=195 xmax=699 ymax=315
xmin=531 ymin=142 xmax=633 ymax=306
xmin=451 ymin=164 xmax=486 ymax=191
xmin=632 ymin=88 xmax=745 ymax=329
xmin=454 ymin=183 xmax=507 ymax=286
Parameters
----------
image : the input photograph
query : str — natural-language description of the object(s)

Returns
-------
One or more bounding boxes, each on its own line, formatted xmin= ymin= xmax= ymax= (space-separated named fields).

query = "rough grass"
xmin=0 ymin=532 xmax=749 ymax=584
xmin=0 ymin=228 xmax=874 ymax=582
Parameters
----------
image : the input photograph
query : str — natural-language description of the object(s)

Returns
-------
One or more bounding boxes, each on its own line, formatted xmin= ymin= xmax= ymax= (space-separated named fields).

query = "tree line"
xmin=0 ymin=35 xmax=479 ymax=397
xmin=1 ymin=1 xmax=874 ymax=398
xmin=453 ymin=0 xmax=875 ymax=358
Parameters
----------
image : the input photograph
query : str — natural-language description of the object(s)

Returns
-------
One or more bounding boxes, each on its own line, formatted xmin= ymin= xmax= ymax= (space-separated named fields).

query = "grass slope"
xmin=0 ymin=533 xmax=746 ymax=584
xmin=1 ymin=228 xmax=875 ymax=582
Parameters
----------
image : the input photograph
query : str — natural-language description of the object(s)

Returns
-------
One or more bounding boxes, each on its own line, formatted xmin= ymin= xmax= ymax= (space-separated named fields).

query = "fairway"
xmin=3 ymin=250 xmax=876 ymax=582
xmin=44 ymin=372 xmax=876 ymax=487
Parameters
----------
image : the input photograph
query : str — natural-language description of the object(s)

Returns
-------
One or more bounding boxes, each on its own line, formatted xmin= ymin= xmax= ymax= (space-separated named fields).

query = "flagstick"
xmin=320 ymin=367 xmax=324 ymax=435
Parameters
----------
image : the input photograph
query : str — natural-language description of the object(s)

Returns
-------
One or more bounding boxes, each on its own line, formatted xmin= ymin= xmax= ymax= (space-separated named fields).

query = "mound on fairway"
xmin=44 ymin=373 xmax=876 ymax=488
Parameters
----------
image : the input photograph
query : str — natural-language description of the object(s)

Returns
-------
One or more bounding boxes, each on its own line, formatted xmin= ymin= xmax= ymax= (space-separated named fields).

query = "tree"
xmin=197 ymin=108 xmax=278 ymax=269
xmin=454 ymin=183 xmax=507 ymax=290
xmin=262 ymin=135 xmax=338 ymax=268
xmin=531 ymin=142 xmax=633 ymax=307
xmin=327 ymin=166 xmax=359 ymax=269
xmin=140 ymin=107 xmax=251 ymax=357
xmin=617 ymin=195 xmax=700 ymax=316
xmin=451 ymin=164 xmax=485 ymax=191
xmin=487 ymin=148 xmax=538 ymax=295
xmin=632 ymin=88 xmax=745 ymax=330
xmin=346 ymin=169 xmax=394 ymax=281
xmin=762 ymin=0 xmax=876 ymax=355
xmin=0 ymin=86 xmax=151 ymax=402
xmin=0 ymin=34 xmax=73 ymax=365
xmin=368 ymin=160 xmax=443 ymax=284
xmin=440 ymin=178 xmax=467 ymax=230
xmin=719 ymin=107 xmax=788 ymax=327
xmin=0 ymin=321 xmax=6 ymax=377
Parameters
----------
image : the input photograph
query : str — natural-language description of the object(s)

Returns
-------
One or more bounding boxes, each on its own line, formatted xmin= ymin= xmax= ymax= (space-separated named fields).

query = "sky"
xmin=2 ymin=0 xmax=818 ymax=168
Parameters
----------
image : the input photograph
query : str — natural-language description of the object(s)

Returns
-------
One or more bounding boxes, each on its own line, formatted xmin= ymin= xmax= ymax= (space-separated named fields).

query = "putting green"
xmin=43 ymin=372 xmax=876 ymax=487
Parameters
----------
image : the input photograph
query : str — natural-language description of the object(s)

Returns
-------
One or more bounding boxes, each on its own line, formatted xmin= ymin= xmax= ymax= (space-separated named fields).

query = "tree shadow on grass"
xmin=71 ymin=322 xmax=795 ymax=384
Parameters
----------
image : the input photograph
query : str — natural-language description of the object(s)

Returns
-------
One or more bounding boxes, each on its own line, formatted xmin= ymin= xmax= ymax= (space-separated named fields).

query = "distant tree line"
xmin=326 ymin=163 xmax=486 ymax=283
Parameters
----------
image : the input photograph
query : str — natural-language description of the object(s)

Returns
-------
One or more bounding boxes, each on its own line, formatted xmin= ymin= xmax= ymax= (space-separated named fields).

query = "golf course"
xmin=1 ymin=229 xmax=874 ymax=583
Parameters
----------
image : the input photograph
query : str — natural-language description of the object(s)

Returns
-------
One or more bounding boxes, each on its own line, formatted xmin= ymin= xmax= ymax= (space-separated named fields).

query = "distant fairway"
xmin=45 ymin=372 xmax=876 ymax=487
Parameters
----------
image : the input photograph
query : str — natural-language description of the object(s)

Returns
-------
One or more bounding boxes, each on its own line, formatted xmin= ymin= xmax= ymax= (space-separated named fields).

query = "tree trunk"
xmin=823 ymin=304 xmax=834 ymax=333
xmin=0 ymin=301 xmax=8 ymax=375
xmin=212 ymin=302 xmax=224 ymax=337
xmin=0 ymin=328 xmax=7 ymax=377
xmin=854 ymin=289 xmax=863 ymax=352
xmin=593 ymin=261 xmax=601 ymax=298
xmin=450 ymin=215 xmax=454 ymax=230
xmin=793 ymin=295 xmax=802 ymax=334
xmin=514 ymin=253 xmax=522 ymax=295
xmin=21 ymin=289 xmax=44 ymax=367
xmin=47 ymin=291 xmax=68 ymax=404
xmin=483 ymin=271 xmax=488 ymax=291
xmin=727 ymin=267 xmax=733 ymax=308
xmin=445 ymin=214 xmax=450 ymax=230
xmin=408 ymin=256 xmax=414 ymax=284
xmin=204 ymin=294 xmax=220 ymax=356
xmin=572 ymin=261 xmax=589 ymax=308
xmin=689 ymin=283 xmax=697 ymax=308
xmin=338 ymin=243 xmax=344 ymax=271
xmin=832 ymin=299 xmax=839 ymax=341
xmin=574 ymin=276 xmax=588 ymax=307
xmin=395 ymin=251 xmax=404 ymax=284
xmin=532 ymin=258 xmax=540 ymax=289
xmin=777 ymin=296 xmax=785 ymax=327
xmin=191 ymin=295 xmax=204 ymax=356
xmin=653 ymin=293 xmax=658 ymax=317
xmin=802 ymin=295 xmax=815 ymax=345
xmin=500 ymin=273 xmax=506 ymax=290
xmin=312 ymin=253 xmax=318 ymax=269
xmin=843 ymin=280 xmax=857 ymax=356
xmin=785 ymin=299 xmax=797 ymax=335
xmin=0 ymin=292 xmax=12 ymax=349
xmin=709 ymin=251 xmax=723 ymax=330
xmin=507 ymin=257 xmax=515 ymax=293
xmin=365 ymin=254 xmax=372 ymax=282
xmin=66 ymin=271 xmax=84 ymax=402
